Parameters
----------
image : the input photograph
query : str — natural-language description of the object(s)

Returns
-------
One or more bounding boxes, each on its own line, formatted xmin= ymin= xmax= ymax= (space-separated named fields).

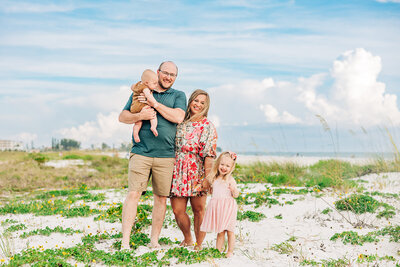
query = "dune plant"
xmin=20 ymin=226 xmax=82 ymax=238
xmin=237 ymin=210 xmax=266 ymax=222
xmin=331 ymin=225 xmax=400 ymax=245
xmin=0 ymin=232 xmax=14 ymax=258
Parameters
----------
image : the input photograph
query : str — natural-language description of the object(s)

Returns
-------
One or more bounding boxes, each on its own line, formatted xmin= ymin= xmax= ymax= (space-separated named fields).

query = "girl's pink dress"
xmin=200 ymin=179 xmax=237 ymax=233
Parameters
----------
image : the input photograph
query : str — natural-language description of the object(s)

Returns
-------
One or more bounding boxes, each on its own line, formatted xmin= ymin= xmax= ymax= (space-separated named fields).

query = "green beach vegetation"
xmin=0 ymin=150 xmax=399 ymax=266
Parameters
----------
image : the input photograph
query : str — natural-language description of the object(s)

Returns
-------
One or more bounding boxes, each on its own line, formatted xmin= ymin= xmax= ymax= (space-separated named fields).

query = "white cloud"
xmin=13 ymin=132 xmax=38 ymax=143
xmin=376 ymin=0 xmax=400 ymax=3
xmin=259 ymin=104 xmax=302 ymax=124
xmin=1 ymin=2 xmax=76 ymax=13
xmin=209 ymin=115 xmax=220 ymax=128
xmin=299 ymin=48 xmax=400 ymax=126
xmin=209 ymin=48 xmax=400 ymax=128
xmin=58 ymin=111 xmax=132 ymax=148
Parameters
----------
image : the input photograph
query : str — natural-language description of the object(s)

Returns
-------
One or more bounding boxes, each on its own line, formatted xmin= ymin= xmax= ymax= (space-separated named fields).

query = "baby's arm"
xmin=228 ymin=177 xmax=239 ymax=198
xmin=142 ymin=88 xmax=152 ymax=100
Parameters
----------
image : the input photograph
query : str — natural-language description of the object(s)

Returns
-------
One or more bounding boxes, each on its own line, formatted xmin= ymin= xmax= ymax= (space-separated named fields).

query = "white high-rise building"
xmin=0 ymin=140 xmax=24 ymax=151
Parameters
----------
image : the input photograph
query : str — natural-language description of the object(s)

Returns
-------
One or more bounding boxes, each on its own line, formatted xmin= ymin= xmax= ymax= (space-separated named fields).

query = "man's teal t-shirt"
xmin=123 ymin=88 xmax=187 ymax=158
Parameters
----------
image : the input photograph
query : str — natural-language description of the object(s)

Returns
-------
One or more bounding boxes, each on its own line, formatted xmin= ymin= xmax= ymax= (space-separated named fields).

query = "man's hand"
xmin=138 ymin=93 xmax=158 ymax=108
xmin=139 ymin=106 xmax=156 ymax=120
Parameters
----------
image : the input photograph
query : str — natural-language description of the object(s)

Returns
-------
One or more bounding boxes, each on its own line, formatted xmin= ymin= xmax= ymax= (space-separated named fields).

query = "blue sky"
xmin=1 ymin=0 xmax=400 ymax=153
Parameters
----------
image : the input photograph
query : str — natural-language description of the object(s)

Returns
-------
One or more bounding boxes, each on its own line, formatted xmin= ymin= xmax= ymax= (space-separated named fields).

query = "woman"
xmin=170 ymin=89 xmax=218 ymax=250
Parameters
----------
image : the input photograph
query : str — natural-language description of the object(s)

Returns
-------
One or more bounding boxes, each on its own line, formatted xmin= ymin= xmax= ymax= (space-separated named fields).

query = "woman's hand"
xmin=201 ymin=179 xmax=211 ymax=193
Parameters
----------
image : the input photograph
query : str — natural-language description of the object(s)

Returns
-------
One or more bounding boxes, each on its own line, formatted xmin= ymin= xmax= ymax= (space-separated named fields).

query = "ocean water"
xmin=237 ymin=151 xmax=395 ymax=159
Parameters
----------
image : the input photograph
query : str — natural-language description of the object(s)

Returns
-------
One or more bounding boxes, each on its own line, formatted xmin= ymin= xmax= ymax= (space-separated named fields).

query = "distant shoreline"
xmin=235 ymin=154 xmax=379 ymax=166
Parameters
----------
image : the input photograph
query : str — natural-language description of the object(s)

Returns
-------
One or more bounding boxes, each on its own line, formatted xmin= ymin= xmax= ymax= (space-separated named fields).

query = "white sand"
xmin=0 ymin=169 xmax=399 ymax=266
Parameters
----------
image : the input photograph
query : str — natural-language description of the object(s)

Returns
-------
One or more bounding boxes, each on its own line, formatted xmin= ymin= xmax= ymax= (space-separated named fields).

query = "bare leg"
xmin=150 ymin=116 xmax=158 ymax=137
xmin=150 ymin=194 xmax=167 ymax=248
xmin=216 ymin=231 xmax=226 ymax=252
xmin=133 ymin=121 xmax=143 ymax=143
xmin=121 ymin=191 xmax=142 ymax=249
xmin=190 ymin=195 xmax=207 ymax=249
xmin=226 ymin=231 xmax=235 ymax=257
xmin=194 ymin=231 xmax=206 ymax=250
xmin=171 ymin=197 xmax=193 ymax=246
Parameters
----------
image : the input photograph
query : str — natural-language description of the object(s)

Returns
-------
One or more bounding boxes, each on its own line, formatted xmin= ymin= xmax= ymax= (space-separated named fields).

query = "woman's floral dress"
xmin=170 ymin=117 xmax=217 ymax=197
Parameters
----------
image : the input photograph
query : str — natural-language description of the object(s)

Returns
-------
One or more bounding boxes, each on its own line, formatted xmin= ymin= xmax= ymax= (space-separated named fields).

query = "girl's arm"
xmin=228 ymin=177 xmax=239 ymax=198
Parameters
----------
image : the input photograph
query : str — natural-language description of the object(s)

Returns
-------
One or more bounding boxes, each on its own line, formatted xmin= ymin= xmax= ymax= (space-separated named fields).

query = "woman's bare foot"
xmin=194 ymin=244 xmax=202 ymax=250
xmin=179 ymin=239 xmax=194 ymax=247
xmin=226 ymin=251 xmax=233 ymax=258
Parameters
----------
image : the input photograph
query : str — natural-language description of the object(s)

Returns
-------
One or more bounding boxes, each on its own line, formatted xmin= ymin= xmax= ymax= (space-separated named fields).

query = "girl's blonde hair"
xmin=184 ymin=89 xmax=210 ymax=122
xmin=207 ymin=151 xmax=237 ymax=185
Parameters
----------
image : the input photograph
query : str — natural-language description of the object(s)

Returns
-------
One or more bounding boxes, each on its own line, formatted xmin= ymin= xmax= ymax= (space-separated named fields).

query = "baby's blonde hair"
xmin=206 ymin=151 xmax=237 ymax=185
xmin=141 ymin=69 xmax=157 ymax=83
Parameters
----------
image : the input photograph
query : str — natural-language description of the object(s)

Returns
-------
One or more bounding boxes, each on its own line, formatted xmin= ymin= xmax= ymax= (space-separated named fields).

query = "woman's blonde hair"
xmin=206 ymin=151 xmax=237 ymax=185
xmin=184 ymin=89 xmax=210 ymax=122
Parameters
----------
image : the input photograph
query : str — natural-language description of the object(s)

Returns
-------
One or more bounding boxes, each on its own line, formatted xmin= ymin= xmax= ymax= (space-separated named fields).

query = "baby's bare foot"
xmin=151 ymin=128 xmax=158 ymax=137
xmin=134 ymin=134 xmax=141 ymax=143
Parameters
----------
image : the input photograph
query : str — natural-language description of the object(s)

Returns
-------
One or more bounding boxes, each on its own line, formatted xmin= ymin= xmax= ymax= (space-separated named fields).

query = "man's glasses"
xmin=159 ymin=70 xmax=177 ymax=78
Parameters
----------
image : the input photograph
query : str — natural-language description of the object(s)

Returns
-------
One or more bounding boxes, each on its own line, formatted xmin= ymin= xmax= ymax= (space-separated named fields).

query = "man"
xmin=119 ymin=61 xmax=186 ymax=249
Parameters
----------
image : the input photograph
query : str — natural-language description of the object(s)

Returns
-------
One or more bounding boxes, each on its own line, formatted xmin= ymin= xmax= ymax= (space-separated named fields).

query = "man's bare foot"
xmin=151 ymin=128 xmax=158 ymax=137
xmin=149 ymin=241 xmax=161 ymax=248
xmin=226 ymin=251 xmax=233 ymax=258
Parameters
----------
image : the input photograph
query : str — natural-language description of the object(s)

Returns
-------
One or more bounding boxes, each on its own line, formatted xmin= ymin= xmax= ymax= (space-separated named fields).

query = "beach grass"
xmin=2 ymin=151 xmax=400 ymax=194
xmin=1 ymin=150 xmax=399 ymax=266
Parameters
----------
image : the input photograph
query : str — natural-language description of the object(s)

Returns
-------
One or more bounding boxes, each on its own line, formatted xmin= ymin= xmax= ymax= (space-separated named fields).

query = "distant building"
xmin=0 ymin=140 xmax=24 ymax=151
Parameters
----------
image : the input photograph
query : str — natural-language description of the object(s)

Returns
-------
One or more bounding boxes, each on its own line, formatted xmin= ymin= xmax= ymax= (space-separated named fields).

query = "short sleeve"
xmin=123 ymin=93 xmax=133 ymax=111
xmin=173 ymin=91 xmax=187 ymax=111
xmin=198 ymin=120 xmax=218 ymax=158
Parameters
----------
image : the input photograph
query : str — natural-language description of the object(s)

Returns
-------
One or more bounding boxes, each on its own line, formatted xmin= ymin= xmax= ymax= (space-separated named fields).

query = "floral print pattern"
xmin=170 ymin=117 xmax=217 ymax=197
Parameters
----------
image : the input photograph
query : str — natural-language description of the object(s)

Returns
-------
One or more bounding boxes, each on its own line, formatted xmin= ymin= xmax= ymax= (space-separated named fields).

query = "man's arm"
xmin=154 ymin=103 xmax=185 ymax=124
xmin=140 ymin=93 xmax=185 ymax=124
xmin=119 ymin=106 xmax=156 ymax=124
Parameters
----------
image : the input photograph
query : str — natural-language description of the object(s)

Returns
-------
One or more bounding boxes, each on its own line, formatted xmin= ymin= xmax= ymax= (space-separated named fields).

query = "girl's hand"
xmin=228 ymin=178 xmax=239 ymax=198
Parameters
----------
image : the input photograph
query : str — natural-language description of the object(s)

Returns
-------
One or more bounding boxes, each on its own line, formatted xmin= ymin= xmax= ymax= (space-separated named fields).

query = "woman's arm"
xmin=201 ymin=157 xmax=214 ymax=192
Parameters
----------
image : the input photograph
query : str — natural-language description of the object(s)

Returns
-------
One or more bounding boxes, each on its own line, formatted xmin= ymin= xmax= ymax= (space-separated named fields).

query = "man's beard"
xmin=159 ymin=80 xmax=171 ymax=90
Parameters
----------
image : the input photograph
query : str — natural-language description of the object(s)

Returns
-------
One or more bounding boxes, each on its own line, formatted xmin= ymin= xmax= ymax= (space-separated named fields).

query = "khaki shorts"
xmin=128 ymin=153 xmax=175 ymax=196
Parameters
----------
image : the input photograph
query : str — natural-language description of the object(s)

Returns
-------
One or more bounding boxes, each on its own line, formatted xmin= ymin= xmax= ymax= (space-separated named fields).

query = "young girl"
xmin=200 ymin=151 xmax=239 ymax=257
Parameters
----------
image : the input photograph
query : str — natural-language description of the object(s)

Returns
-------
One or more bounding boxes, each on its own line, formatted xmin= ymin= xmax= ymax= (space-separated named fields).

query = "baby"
xmin=130 ymin=69 xmax=158 ymax=142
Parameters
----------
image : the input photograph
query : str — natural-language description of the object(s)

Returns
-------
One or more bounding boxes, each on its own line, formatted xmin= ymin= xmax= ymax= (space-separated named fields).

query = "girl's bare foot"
xmin=120 ymin=244 xmax=130 ymax=250
xmin=226 ymin=251 xmax=233 ymax=258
